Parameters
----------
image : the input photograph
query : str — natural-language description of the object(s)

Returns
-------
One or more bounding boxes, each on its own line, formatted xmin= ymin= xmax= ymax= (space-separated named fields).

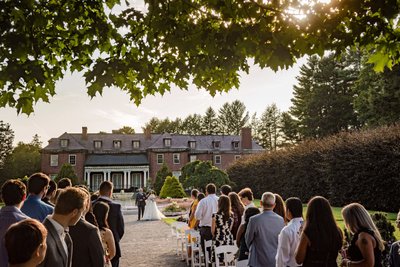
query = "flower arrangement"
xmin=163 ymin=201 xmax=186 ymax=213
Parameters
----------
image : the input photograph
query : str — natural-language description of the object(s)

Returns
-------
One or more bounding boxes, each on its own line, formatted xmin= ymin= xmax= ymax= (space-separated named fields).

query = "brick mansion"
xmin=41 ymin=127 xmax=263 ymax=191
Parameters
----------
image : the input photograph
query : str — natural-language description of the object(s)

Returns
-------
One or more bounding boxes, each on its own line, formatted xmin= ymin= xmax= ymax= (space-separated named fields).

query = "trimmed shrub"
xmin=227 ymin=124 xmax=400 ymax=212
xmin=159 ymin=176 xmax=186 ymax=198
xmin=154 ymin=163 xmax=172 ymax=195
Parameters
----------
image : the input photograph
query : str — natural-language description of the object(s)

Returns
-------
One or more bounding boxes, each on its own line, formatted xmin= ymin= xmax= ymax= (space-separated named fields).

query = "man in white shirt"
xmin=195 ymin=183 xmax=219 ymax=256
xmin=276 ymin=197 xmax=304 ymax=267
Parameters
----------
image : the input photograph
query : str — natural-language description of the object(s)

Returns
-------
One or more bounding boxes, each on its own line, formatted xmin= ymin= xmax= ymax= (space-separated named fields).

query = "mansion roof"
xmin=42 ymin=131 xmax=264 ymax=153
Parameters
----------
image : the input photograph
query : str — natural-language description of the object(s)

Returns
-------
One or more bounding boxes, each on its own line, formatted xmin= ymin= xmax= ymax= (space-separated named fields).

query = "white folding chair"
xmin=236 ymin=259 xmax=248 ymax=267
xmin=190 ymin=231 xmax=205 ymax=267
xmin=214 ymin=245 xmax=238 ymax=267
xmin=175 ymin=223 xmax=189 ymax=260
xmin=204 ymin=240 xmax=215 ymax=267
xmin=184 ymin=229 xmax=198 ymax=266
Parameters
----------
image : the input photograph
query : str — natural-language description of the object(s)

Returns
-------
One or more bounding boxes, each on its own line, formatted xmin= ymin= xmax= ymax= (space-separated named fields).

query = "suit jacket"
xmin=245 ymin=210 xmax=284 ymax=267
xmin=69 ymin=218 xmax=105 ymax=267
xmin=39 ymin=218 xmax=71 ymax=267
xmin=94 ymin=197 xmax=125 ymax=259
xmin=135 ymin=192 xmax=147 ymax=207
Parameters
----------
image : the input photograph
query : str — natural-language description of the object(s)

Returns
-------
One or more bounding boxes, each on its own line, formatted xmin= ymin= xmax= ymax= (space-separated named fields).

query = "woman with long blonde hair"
xmin=341 ymin=203 xmax=384 ymax=267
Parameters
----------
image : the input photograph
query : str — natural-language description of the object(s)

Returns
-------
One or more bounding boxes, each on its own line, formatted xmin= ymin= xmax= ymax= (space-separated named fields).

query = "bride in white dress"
xmin=142 ymin=191 xmax=165 ymax=221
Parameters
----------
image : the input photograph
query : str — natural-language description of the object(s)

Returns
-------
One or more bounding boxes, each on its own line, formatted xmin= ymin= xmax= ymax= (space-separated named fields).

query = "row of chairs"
xmin=170 ymin=222 xmax=248 ymax=267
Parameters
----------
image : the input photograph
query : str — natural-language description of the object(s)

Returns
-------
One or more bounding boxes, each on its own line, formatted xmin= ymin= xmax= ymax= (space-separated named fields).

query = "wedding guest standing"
xmin=238 ymin=187 xmax=256 ymax=225
xmin=211 ymin=195 xmax=234 ymax=263
xmin=390 ymin=210 xmax=400 ymax=267
xmin=0 ymin=179 xmax=29 ymax=267
xmin=245 ymin=192 xmax=285 ymax=267
xmin=40 ymin=187 xmax=88 ymax=267
xmin=69 ymin=187 xmax=104 ymax=267
xmin=341 ymin=203 xmax=384 ymax=267
xmin=57 ymin=178 xmax=72 ymax=189
xmin=188 ymin=189 xmax=199 ymax=229
xmin=93 ymin=201 xmax=116 ymax=267
xmin=220 ymin=185 xmax=232 ymax=196
xmin=228 ymin=192 xmax=245 ymax=239
xmin=236 ymin=207 xmax=260 ymax=261
xmin=93 ymin=181 xmax=124 ymax=267
xmin=273 ymin=193 xmax=286 ymax=222
xmin=21 ymin=173 xmax=54 ymax=222
xmin=295 ymin=196 xmax=343 ymax=267
xmin=195 ymin=183 xmax=219 ymax=257
xmin=42 ymin=180 xmax=57 ymax=207
xmin=5 ymin=219 xmax=47 ymax=267
xmin=276 ymin=197 xmax=303 ymax=267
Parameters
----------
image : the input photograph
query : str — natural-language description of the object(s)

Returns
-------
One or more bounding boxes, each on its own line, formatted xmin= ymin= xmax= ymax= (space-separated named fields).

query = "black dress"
xmin=303 ymin=227 xmax=342 ymax=267
xmin=348 ymin=228 xmax=382 ymax=267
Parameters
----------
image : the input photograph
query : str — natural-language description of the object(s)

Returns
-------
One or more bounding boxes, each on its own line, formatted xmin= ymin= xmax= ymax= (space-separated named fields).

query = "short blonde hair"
xmin=342 ymin=203 xmax=385 ymax=251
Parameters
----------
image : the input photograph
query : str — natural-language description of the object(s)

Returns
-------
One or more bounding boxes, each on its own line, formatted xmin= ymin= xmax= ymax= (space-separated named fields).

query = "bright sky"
xmin=0 ymin=60 xmax=305 ymax=145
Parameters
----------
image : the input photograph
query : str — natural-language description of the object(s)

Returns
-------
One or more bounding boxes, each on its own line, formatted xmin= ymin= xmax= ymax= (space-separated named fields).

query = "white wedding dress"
xmin=142 ymin=194 xmax=165 ymax=221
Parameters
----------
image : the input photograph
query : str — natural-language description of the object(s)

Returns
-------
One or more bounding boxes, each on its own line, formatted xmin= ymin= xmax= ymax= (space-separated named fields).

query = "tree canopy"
xmin=2 ymin=0 xmax=399 ymax=114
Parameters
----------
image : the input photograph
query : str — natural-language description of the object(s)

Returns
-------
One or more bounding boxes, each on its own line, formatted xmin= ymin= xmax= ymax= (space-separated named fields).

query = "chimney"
xmin=241 ymin=127 xmax=252 ymax=149
xmin=144 ymin=127 xmax=151 ymax=140
xmin=82 ymin=127 xmax=88 ymax=140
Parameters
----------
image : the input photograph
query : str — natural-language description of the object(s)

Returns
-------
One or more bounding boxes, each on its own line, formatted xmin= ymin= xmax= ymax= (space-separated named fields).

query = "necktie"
xmin=64 ymin=230 xmax=73 ymax=267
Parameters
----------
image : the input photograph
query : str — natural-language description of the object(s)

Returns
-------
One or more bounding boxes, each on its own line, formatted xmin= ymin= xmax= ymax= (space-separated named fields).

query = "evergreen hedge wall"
xmin=227 ymin=125 xmax=400 ymax=212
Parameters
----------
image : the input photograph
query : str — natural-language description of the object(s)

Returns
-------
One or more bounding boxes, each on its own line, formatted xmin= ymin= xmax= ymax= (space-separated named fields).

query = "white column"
xmin=127 ymin=171 xmax=131 ymax=189
xmin=107 ymin=171 xmax=111 ymax=182
xmin=123 ymin=171 xmax=127 ymax=189
xmin=103 ymin=171 xmax=107 ymax=183
xmin=86 ymin=171 xmax=91 ymax=188
xmin=144 ymin=170 xmax=148 ymax=187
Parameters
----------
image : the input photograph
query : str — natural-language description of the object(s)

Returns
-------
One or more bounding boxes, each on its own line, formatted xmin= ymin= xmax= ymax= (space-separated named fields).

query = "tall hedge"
xmin=227 ymin=124 xmax=400 ymax=212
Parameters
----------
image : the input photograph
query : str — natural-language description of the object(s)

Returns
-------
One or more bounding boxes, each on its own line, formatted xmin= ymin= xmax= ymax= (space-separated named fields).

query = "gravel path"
xmin=119 ymin=209 xmax=187 ymax=267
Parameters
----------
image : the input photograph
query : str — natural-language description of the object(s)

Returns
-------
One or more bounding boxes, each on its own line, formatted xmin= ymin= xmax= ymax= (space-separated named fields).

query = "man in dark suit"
xmin=69 ymin=186 xmax=104 ymax=267
xmin=135 ymin=188 xmax=147 ymax=220
xmin=93 ymin=181 xmax=124 ymax=267
xmin=39 ymin=187 xmax=88 ymax=267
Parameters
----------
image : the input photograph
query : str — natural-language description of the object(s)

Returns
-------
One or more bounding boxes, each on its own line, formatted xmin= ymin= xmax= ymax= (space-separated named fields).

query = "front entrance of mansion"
xmin=83 ymin=154 xmax=150 ymax=192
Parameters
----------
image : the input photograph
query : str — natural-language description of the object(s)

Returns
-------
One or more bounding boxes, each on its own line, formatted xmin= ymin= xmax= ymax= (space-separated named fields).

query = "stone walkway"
xmin=119 ymin=208 xmax=187 ymax=267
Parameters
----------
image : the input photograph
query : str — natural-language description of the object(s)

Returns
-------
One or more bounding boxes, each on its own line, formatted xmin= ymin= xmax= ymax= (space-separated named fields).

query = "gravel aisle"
xmin=119 ymin=212 xmax=187 ymax=267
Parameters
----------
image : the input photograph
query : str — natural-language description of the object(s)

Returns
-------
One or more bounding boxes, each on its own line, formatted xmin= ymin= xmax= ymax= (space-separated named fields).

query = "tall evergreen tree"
xmin=354 ymin=63 xmax=400 ymax=126
xmin=181 ymin=114 xmax=203 ymax=135
xmin=217 ymin=100 xmax=249 ymax=135
xmin=202 ymin=107 xmax=218 ymax=135
xmin=290 ymin=53 xmax=359 ymax=139
xmin=258 ymin=104 xmax=282 ymax=150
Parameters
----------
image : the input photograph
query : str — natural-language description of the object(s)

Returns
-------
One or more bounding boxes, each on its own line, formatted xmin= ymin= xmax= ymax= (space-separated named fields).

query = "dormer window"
xmin=113 ymin=140 xmax=121 ymax=149
xmin=213 ymin=141 xmax=221 ymax=149
xmin=164 ymin=138 xmax=171 ymax=147
xmin=189 ymin=141 xmax=196 ymax=149
xmin=232 ymin=141 xmax=239 ymax=149
xmin=132 ymin=140 xmax=140 ymax=149
xmin=60 ymin=139 xmax=69 ymax=148
xmin=94 ymin=140 xmax=102 ymax=149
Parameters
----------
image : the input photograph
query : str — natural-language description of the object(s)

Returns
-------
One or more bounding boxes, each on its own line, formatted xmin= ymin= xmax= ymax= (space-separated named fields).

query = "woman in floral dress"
xmin=211 ymin=195 xmax=234 ymax=263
